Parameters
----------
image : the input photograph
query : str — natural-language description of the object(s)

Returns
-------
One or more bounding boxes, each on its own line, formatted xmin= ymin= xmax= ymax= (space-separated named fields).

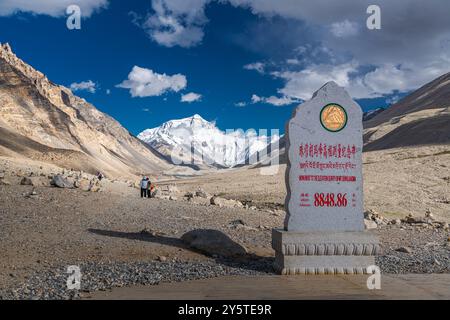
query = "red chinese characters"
xmin=299 ymin=143 xmax=357 ymax=159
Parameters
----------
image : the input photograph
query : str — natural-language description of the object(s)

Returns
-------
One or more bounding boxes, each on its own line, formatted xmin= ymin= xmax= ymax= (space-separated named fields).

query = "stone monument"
xmin=272 ymin=81 xmax=381 ymax=275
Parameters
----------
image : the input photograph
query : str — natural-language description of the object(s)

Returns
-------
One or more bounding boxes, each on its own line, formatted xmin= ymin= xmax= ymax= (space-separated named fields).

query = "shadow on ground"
xmin=88 ymin=228 xmax=275 ymax=274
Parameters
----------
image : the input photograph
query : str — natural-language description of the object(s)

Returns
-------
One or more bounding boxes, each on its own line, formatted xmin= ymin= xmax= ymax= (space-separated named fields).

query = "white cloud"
xmin=70 ymin=80 xmax=97 ymax=93
xmin=330 ymin=20 xmax=358 ymax=38
xmin=275 ymin=61 xmax=447 ymax=100
xmin=251 ymin=94 xmax=262 ymax=103
xmin=286 ymin=58 xmax=300 ymax=65
xmin=234 ymin=101 xmax=247 ymax=107
xmin=134 ymin=0 xmax=210 ymax=48
xmin=243 ymin=62 xmax=265 ymax=74
xmin=0 ymin=0 xmax=108 ymax=17
xmin=181 ymin=92 xmax=202 ymax=103
xmin=117 ymin=66 xmax=187 ymax=98
xmin=251 ymin=94 xmax=298 ymax=106
xmin=263 ymin=95 xmax=299 ymax=106
xmin=138 ymin=0 xmax=450 ymax=103
xmin=106 ymin=89 xmax=111 ymax=95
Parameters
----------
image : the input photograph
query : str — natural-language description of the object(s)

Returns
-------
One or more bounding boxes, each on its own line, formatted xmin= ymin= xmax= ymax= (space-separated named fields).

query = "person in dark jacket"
xmin=140 ymin=177 xmax=149 ymax=198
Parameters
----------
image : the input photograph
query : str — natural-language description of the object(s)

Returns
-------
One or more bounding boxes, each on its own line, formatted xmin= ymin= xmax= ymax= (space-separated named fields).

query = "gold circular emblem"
xmin=320 ymin=103 xmax=348 ymax=132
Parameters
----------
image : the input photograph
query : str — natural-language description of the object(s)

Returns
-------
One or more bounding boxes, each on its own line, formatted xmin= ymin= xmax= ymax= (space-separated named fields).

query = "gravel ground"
xmin=0 ymin=259 xmax=274 ymax=300
xmin=1 ymin=181 xmax=450 ymax=300
xmin=376 ymin=225 xmax=450 ymax=274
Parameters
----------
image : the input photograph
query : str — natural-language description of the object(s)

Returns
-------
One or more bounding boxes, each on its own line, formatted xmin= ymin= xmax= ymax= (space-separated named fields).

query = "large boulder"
xmin=51 ymin=175 xmax=74 ymax=189
xmin=181 ymin=229 xmax=248 ymax=258
xmin=210 ymin=196 xmax=243 ymax=208
xmin=74 ymin=179 xmax=91 ymax=191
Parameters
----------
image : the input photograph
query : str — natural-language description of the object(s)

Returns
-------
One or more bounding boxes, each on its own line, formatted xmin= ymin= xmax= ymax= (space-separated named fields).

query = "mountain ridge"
xmin=0 ymin=43 xmax=171 ymax=178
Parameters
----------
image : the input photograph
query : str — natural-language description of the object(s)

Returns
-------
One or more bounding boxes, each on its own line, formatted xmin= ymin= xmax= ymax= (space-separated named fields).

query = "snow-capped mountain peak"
xmin=138 ymin=114 xmax=279 ymax=168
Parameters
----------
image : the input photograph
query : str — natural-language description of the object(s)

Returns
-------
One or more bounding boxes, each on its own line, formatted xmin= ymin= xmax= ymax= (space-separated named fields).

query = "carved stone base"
xmin=272 ymin=229 xmax=381 ymax=275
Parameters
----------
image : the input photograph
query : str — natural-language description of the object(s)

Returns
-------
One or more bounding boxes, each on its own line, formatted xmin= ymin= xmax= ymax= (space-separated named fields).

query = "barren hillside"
xmin=0 ymin=43 xmax=171 ymax=179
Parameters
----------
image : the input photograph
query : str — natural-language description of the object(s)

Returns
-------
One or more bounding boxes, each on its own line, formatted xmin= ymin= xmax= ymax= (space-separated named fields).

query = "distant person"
xmin=147 ymin=179 xmax=154 ymax=198
xmin=140 ymin=176 xmax=149 ymax=198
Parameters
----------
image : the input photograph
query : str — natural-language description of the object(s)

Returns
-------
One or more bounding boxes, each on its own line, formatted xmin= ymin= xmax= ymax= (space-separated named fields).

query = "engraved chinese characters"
xmin=272 ymin=82 xmax=380 ymax=275
xmin=284 ymin=82 xmax=364 ymax=232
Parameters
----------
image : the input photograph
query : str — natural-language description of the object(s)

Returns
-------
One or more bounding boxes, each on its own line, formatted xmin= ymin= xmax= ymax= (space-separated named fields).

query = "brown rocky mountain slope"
xmin=0 ymin=43 xmax=171 ymax=178
xmin=364 ymin=72 xmax=450 ymax=151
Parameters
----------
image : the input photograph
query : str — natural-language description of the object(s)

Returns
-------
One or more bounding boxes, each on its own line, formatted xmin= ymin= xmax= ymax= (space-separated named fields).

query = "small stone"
xmin=184 ymin=192 xmax=194 ymax=199
xmin=0 ymin=179 xmax=11 ymax=186
xmin=89 ymin=185 xmax=101 ymax=192
xmin=396 ymin=246 xmax=413 ymax=254
xmin=20 ymin=177 xmax=33 ymax=185
xmin=229 ymin=219 xmax=245 ymax=227
xmin=425 ymin=213 xmax=435 ymax=223
xmin=156 ymin=256 xmax=167 ymax=262
xmin=364 ymin=219 xmax=378 ymax=230
xmin=195 ymin=189 xmax=208 ymax=198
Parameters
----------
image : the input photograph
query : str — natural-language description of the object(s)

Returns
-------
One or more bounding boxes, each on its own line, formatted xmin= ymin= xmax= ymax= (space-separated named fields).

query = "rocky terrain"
xmin=0 ymin=150 xmax=450 ymax=299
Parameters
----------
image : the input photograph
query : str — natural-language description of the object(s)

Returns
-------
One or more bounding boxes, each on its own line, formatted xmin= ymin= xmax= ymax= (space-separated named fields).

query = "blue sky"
xmin=1 ymin=0 xmax=450 ymax=136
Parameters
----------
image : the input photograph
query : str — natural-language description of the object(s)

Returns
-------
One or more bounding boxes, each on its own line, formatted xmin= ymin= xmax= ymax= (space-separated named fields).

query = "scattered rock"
xmin=20 ymin=177 xmax=33 ymax=186
xmin=181 ymin=229 xmax=248 ymax=258
xmin=228 ymin=219 xmax=246 ymax=228
xmin=210 ymin=196 xmax=243 ymax=208
xmin=156 ymin=256 xmax=167 ymax=262
xmin=364 ymin=209 xmax=389 ymax=226
xmin=403 ymin=214 xmax=425 ymax=224
xmin=364 ymin=219 xmax=378 ymax=230
xmin=51 ymin=175 xmax=74 ymax=189
xmin=390 ymin=219 xmax=402 ymax=225
xmin=89 ymin=185 xmax=101 ymax=193
xmin=425 ymin=211 xmax=436 ymax=223
xmin=184 ymin=192 xmax=194 ymax=199
xmin=74 ymin=179 xmax=91 ymax=191
xmin=0 ymin=179 xmax=11 ymax=186
xmin=396 ymin=246 xmax=413 ymax=254
xmin=195 ymin=189 xmax=208 ymax=198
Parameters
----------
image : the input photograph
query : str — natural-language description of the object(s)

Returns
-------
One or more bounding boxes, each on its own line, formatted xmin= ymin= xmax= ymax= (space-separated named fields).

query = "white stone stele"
xmin=273 ymin=81 xmax=380 ymax=275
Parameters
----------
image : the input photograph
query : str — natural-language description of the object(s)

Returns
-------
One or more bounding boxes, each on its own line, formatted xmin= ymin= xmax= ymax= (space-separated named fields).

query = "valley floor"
xmin=0 ymin=144 xmax=449 ymax=299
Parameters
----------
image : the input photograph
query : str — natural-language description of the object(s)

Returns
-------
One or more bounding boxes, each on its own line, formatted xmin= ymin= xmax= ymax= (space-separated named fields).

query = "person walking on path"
xmin=140 ymin=176 xmax=149 ymax=198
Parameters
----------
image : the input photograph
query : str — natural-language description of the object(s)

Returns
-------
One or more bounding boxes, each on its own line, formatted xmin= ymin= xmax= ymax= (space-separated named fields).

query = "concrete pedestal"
xmin=272 ymin=229 xmax=381 ymax=275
